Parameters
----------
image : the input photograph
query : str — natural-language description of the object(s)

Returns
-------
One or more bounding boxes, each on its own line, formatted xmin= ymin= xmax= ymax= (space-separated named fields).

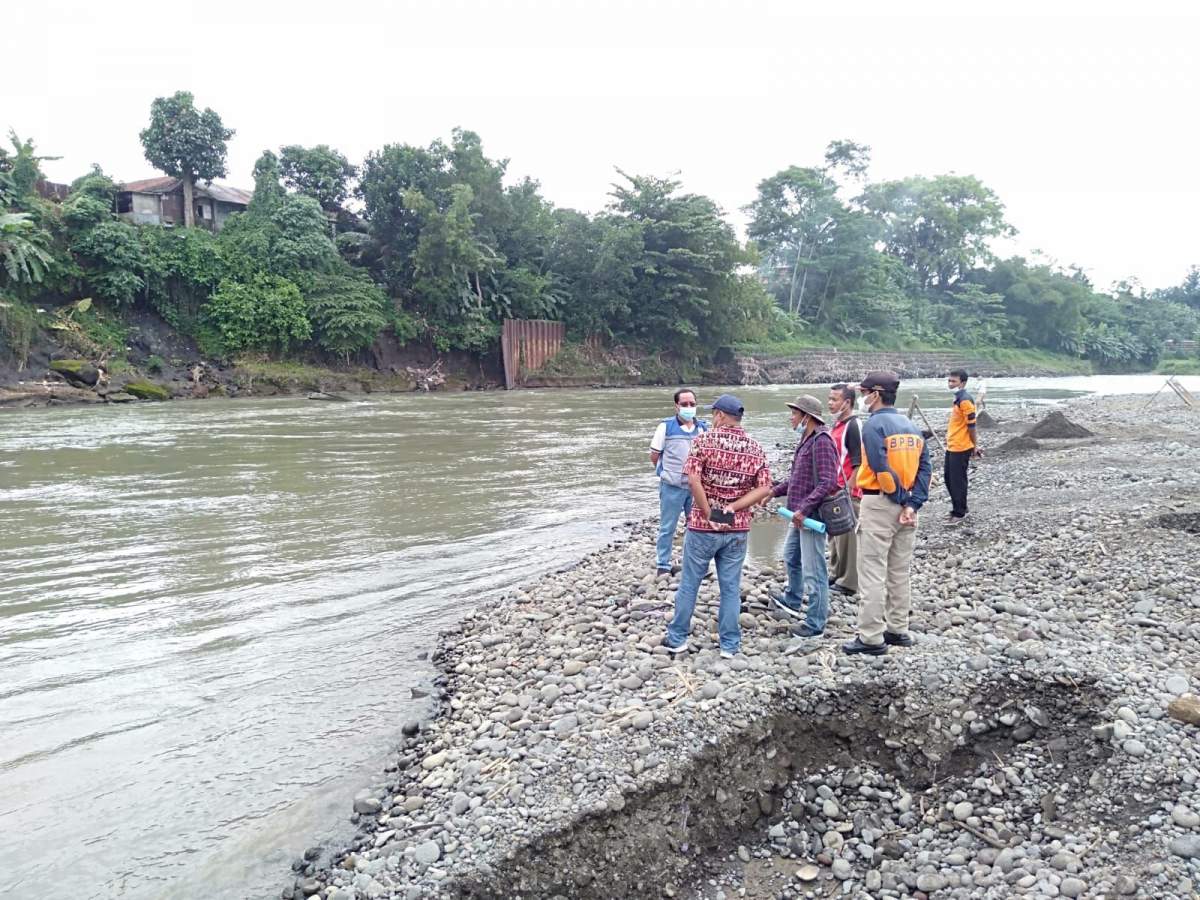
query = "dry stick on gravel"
xmin=954 ymin=819 xmax=1008 ymax=850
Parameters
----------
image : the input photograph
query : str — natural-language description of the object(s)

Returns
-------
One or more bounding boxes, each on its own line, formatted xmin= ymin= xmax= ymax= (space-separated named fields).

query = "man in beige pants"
xmin=842 ymin=372 xmax=932 ymax=656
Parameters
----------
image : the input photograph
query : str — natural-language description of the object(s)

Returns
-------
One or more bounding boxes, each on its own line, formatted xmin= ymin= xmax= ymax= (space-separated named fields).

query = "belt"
xmin=862 ymin=489 xmax=881 ymax=495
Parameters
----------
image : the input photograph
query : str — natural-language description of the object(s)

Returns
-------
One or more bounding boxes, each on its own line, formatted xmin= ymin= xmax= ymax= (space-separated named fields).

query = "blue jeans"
xmin=780 ymin=524 xmax=830 ymax=632
xmin=656 ymin=481 xmax=693 ymax=569
xmin=666 ymin=529 xmax=748 ymax=653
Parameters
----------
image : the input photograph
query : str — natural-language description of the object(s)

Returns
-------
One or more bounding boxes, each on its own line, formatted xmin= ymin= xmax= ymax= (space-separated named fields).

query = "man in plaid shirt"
xmin=770 ymin=394 xmax=840 ymax=638
xmin=663 ymin=394 xmax=773 ymax=659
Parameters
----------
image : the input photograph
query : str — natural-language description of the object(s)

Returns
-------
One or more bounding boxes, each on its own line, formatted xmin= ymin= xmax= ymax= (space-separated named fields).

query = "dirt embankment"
xmin=0 ymin=311 xmax=507 ymax=409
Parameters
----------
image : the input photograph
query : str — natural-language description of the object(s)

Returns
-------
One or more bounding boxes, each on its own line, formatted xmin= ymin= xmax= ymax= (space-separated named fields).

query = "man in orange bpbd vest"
xmin=843 ymin=372 xmax=932 ymax=656
xmin=944 ymin=368 xmax=982 ymax=523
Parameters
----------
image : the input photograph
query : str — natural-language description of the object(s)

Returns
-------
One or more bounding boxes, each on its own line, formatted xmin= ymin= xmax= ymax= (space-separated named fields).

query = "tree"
xmin=304 ymin=269 xmax=389 ymax=361
xmin=546 ymin=208 xmax=639 ymax=339
xmin=70 ymin=220 xmax=147 ymax=306
xmin=139 ymin=91 xmax=235 ymax=228
xmin=203 ymin=274 xmax=311 ymax=356
xmin=0 ymin=131 xmax=60 ymax=202
xmin=608 ymin=171 xmax=755 ymax=353
xmin=859 ymin=174 xmax=1014 ymax=290
xmin=217 ymin=151 xmax=337 ymax=281
xmin=280 ymin=144 xmax=356 ymax=212
xmin=745 ymin=166 xmax=840 ymax=315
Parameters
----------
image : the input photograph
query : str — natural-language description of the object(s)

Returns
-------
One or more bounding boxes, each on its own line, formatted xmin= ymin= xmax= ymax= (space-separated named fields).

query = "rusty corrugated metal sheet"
xmin=501 ymin=319 xmax=564 ymax=389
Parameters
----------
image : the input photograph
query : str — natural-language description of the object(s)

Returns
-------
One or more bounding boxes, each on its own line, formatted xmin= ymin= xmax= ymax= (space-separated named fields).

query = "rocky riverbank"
xmin=279 ymin=393 xmax=1200 ymax=900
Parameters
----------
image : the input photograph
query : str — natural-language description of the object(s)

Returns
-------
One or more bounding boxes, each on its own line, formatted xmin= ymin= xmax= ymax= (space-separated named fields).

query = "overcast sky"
xmin=5 ymin=0 xmax=1198 ymax=291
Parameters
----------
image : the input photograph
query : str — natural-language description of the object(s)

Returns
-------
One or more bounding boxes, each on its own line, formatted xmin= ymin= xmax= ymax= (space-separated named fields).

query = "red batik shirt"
xmin=683 ymin=425 xmax=772 ymax=532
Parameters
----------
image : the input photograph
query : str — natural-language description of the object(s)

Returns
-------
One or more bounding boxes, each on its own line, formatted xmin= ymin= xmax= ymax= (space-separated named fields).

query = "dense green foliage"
xmin=745 ymin=141 xmax=1200 ymax=369
xmin=204 ymin=274 xmax=311 ymax=355
xmin=3 ymin=100 xmax=1197 ymax=374
xmin=280 ymin=144 xmax=356 ymax=211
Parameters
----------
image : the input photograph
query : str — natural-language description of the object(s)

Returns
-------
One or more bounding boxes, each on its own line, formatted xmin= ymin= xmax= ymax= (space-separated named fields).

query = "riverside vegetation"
xmin=283 ymin=394 xmax=1200 ymax=900
xmin=3 ymin=97 xmax=1200 ymax=402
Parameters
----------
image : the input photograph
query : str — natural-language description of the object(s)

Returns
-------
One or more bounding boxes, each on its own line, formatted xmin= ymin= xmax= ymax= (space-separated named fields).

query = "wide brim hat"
xmin=785 ymin=394 xmax=826 ymax=424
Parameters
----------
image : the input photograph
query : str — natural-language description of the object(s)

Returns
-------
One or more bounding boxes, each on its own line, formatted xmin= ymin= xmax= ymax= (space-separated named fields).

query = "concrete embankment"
xmin=284 ymin=394 xmax=1200 ymax=900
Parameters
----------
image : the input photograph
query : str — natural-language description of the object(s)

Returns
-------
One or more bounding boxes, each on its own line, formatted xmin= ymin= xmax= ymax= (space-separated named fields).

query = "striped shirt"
xmin=683 ymin=425 xmax=771 ymax=532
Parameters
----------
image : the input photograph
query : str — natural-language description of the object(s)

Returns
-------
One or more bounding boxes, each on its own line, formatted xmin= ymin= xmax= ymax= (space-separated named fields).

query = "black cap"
xmin=859 ymin=371 xmax=900 ymax=392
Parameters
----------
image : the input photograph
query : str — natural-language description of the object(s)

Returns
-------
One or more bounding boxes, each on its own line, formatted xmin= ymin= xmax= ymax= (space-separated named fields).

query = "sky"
xmin=4 ymin=0 xmax=1198 ymax=292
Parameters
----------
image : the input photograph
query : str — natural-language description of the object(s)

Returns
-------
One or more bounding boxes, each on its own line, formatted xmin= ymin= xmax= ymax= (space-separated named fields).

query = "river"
xmin=1 ymin=374 xmax=1194 ymax=899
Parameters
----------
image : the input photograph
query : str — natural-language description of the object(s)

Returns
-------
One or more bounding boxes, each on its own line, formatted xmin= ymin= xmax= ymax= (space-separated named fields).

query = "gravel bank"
xmin=283 ymin=394 xmax=1200 ymax=900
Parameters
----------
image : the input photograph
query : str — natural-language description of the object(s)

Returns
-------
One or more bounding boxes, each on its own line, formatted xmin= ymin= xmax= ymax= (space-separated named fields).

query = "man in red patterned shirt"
xmin=663 ymin=394 xmax=773 ymax=659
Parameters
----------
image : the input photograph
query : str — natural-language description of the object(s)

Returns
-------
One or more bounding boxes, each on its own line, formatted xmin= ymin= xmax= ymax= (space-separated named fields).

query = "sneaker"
xmin=842 ymin=636 xmax=888 ymax=656
xmin=656 ymin=567 xmax=671 ymax=576
xmin=771 ymin=594 xmax=804 ymax=621
xmin=662 ymin=638 xmax=690 ymax=655
xmin=790 ymin=624 xmax=824 ymax=638
xmin=830 ymin=583 xmax=856 ymax=597
xmin=719 ymin=649 xmax=737 ymax=659
xmin=883 ymin=630 xmax=914 ymax=647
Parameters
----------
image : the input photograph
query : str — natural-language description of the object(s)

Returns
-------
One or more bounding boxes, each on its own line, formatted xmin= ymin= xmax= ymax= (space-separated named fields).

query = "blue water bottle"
xmin=776 ymin=507 xmax=826 ymax=533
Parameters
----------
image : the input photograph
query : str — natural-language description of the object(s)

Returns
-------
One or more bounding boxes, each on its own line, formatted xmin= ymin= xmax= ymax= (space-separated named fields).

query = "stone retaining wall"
xmin=732 ymin=349 xmax=1078 ymax=385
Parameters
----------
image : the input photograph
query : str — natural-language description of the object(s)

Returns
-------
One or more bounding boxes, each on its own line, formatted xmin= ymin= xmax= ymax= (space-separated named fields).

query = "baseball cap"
xmin=859 ymin=371 xmax=900 ymax=393
xmin=707 ymin=393 xmax=745 ymax=416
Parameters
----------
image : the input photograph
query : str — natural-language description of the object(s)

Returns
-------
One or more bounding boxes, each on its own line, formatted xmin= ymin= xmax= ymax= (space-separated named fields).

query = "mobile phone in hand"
xmin=709 ymin=508 xmax=735 ymax=525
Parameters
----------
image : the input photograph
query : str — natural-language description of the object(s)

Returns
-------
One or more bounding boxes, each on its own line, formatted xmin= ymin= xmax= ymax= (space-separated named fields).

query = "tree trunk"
xmin=787 ymin=239 xmax=804 ymax=315
xmin=795 ymin=242 xmax=818 ymax=315
xmin=182 ymin=175 xmax=195 ymax=228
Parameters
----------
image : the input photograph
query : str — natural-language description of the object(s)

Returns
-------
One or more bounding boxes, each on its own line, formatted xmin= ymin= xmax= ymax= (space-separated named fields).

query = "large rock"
xmin=122 ymin=380 xmax=171 ymax=401
xmin=49 ymin=359 xmax=100 ymax=386
xmin=1168 ymin=694 xmax=1200 ymax=727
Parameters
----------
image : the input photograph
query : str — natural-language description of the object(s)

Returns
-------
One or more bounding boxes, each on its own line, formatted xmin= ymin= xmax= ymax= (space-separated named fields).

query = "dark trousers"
xmin=944 ymin=450 xmax=972 ymax=518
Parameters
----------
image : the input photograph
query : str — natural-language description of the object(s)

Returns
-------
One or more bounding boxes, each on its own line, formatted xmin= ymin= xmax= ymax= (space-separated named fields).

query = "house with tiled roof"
xmin=116 ymin=176 xmax=252 ymax=231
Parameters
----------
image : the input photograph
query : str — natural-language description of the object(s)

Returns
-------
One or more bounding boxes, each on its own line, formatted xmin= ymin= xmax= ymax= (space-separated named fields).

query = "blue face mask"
xmin=677 ymin=406 xmax=696 ymax=421
xmin=794 ymin=417 xmax=806 ymax=433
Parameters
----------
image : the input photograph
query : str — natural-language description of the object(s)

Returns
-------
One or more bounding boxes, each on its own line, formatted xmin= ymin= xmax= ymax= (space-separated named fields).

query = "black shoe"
xmin=656 ymin=567 xmax=671 ymax=576
xmin=842 ymin=636 xmax=888 ymax=656
xmin=827 ymin=576 xmax=838 ymax=586
xmin=883 ymin=631 xmax=914 ymax=647
xmin=790 ymin=624 xmax=825 ymax=638
xmin=831 ymin=583 xmax=856 ymax=597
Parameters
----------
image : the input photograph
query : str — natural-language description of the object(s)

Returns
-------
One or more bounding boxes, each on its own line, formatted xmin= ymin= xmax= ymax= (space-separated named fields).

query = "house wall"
xmin=160 ymin=192 xmax=184 ymax=225
xmin=213 ymin=202 xmax=243 ymax=231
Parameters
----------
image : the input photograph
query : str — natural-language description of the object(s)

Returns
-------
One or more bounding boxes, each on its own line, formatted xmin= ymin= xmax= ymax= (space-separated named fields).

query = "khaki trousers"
xmin=855 ymin=494 xmax=917 ymax=645
xmin=827 ymin=497 xmax=861 ymax=592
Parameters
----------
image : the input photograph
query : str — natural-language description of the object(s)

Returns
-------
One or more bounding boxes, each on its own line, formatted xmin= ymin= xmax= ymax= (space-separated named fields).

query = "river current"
xmin=1 ymin=375 xmax=1193 ymax=899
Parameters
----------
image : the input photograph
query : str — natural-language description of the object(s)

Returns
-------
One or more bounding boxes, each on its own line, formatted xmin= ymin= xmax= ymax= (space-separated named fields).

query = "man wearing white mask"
xmin=649 ymin=389 xmax=707 ymax=574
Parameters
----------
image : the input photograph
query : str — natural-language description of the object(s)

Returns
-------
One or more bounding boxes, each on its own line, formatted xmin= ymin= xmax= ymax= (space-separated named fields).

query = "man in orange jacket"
xmin=944 ymin=368 xmax=982 ymax=522
xmin=843 ymin=372 xmax=931 ymax=656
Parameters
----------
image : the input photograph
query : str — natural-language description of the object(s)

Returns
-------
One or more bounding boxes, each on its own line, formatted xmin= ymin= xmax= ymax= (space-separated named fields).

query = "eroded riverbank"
xmin=286 ymin=394 xmax=1200 ymax=900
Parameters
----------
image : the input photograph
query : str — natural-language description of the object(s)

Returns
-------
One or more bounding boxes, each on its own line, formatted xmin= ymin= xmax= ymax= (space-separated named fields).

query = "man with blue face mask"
xmin=769 ymin=394 xmax=840 ymax=637
xmin=649 ymin=389 xmax=708 ymax=574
